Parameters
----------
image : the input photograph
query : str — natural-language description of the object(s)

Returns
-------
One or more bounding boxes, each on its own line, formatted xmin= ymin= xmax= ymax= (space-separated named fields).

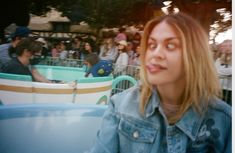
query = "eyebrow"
xmin=148 ymin=37 xmax=180 ymax=42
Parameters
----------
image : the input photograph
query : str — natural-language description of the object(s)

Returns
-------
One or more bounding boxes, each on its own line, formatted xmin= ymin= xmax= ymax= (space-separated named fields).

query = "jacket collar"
xmin=145 ymin=89 xmax=160 ymax=117
xmin=175 ymin=107 xmax=204 ymax=141
xmin=145 ymin=88 xmax=204 ymax=141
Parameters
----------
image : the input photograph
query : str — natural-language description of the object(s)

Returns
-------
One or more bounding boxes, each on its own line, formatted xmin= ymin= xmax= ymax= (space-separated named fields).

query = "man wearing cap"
xmin=0 ymin=26 xmax=30 ymax=69
xmin=36 ymin=37 xmax=49 ymax=57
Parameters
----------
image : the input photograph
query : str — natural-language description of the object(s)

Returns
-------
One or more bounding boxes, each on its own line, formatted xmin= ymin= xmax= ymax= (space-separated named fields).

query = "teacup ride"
xmin=0 ymin=65 xmax=137 ymax=105
xmin=0 ymin=103 xmax=107 ymax=153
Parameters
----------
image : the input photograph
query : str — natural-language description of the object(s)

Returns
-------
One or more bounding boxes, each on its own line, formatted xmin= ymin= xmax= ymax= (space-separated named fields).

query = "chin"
xmin=147 ymin=76 xmax=165 ymax=86
xmin=148 ymin=81 xmax=165 ymax=86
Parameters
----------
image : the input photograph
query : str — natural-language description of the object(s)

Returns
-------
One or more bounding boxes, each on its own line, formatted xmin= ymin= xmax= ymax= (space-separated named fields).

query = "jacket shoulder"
xmin=110 ymin=85 xmax=141 ymax=109
xmin=208 ymin=98 xmax=231 ymax=118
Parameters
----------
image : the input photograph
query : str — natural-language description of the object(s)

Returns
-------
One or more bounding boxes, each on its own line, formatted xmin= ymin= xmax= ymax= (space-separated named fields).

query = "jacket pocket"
xmin=118 ymin=116 xmax=158 ymax=153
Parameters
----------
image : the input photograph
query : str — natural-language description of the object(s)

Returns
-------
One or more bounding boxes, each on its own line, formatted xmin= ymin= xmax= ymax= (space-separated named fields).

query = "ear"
xmin=23 ymin=49 xmax=32 ymax=57
xmin=15 ymin=36 xmax=21 ymax=40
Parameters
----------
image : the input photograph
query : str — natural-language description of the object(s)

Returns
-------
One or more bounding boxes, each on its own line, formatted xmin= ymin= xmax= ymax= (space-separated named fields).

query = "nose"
xmin=152 ymin=45 xmax=165 ymax=59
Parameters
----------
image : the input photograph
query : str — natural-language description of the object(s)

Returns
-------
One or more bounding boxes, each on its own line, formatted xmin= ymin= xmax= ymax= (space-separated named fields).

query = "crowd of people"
xmin=45 ymin=28 xmax=142 ymax=69
xmin=0 ymin=26 xmax=143 ymax=79
xmin=27 ymin=27 xmax=142 ymax=77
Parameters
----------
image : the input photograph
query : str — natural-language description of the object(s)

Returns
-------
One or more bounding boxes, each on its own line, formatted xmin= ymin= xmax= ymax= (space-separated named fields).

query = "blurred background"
xmin=0 ymin=0 xmax=231 ymax=44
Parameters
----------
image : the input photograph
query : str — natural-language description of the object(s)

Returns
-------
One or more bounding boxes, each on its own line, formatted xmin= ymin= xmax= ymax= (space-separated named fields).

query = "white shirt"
xmin=114 ymin=52 xmax=128 ymax=74
xmin=215 ymin=58 xmax=232 ymax=90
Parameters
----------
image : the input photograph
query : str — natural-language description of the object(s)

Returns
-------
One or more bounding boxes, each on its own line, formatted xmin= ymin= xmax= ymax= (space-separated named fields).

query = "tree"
xmin=36 ymin=0 xmax=152 ymax=28
xmin=171 ymin=0 xmax=232 ymax=34
xmin=0 ymin=0 xmax=151 ymax=40
xmin=0 ymin=0 xmax=231 ymax=42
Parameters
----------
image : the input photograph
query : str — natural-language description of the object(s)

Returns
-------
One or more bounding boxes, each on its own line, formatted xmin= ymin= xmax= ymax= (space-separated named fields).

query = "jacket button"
xmin=133 ymin=131 xmax=139 ymax=138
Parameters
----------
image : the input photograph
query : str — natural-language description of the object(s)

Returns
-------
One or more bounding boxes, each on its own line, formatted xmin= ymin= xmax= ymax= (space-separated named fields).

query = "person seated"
xmin=83 ymin=53 xmax=113 ymax=77
xmin=0 ymin=26 xmax=31 ymax=70
xmin=1 ymin=38 xmax=51 ymax=83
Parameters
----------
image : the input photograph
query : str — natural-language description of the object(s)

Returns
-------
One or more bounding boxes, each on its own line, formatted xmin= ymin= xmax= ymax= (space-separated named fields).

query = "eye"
xmin=166 ymin=43 xmax=176 ymax=50
xmin=148 ymin=43 xmax=157 ymax=50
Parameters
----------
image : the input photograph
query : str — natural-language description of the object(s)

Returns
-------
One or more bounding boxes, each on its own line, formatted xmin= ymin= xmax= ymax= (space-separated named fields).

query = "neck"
xmin=157 ymin=80 xmax=185 ymax=105
xmin=12 ymin=39 xmax=20 ymax=47
xmin=18 ymin=56 xmax=29 ymax=66
xmin=87 ymin=49 xmax=92 ymax=53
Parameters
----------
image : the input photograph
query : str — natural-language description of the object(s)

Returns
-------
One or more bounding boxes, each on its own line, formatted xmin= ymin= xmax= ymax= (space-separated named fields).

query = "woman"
xmin=113 ymin=40 xmax=129 ymax=76
xmin=99 ymin=36 xmax=118 ymax=62
xmin=87 ymin=12 xmax=231 ymax=153
xmin=214 ymin=40 xmax=232 ymax=105
xmin=80 ymin=41 xmax=96 ymax=60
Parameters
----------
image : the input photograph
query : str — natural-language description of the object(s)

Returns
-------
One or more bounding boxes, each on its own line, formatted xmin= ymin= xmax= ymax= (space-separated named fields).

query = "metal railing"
xmin=219 ymin=75 xmax=232 ymax=105
xmin=39 ymin=57 xmax=84 ymax=68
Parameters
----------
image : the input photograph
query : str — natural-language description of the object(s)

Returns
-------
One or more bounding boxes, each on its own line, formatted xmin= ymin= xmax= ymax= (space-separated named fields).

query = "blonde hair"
xmin=101 ymin=37 xmax=115 ymax=56
xmin=139 ymin=12 xmax=221 ymax=123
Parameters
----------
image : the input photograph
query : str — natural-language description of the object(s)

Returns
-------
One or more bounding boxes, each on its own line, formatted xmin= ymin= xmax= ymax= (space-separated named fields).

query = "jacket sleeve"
xmin=223 ymin=120 xmax=231 ymax=153
xmin=86 ymin=98 xmax=120 ymax=153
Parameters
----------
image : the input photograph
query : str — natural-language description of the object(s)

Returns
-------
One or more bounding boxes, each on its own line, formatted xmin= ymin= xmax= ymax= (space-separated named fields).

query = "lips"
xmin=146 ymin=64 xmax=167 ymax=73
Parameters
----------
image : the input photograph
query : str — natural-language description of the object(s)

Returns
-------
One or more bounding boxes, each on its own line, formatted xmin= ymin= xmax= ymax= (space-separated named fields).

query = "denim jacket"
xmin=88 ymin=85 xmax=231 ymax=153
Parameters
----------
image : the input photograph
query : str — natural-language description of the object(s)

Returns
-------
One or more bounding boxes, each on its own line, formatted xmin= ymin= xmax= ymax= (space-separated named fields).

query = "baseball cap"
xmin=10 ymin=26 xmax=31 ymax=38
xmin=36 ymin=37 xmax=46 ymax=44
xmin=118 ymin=40 xmax=127 ymax=47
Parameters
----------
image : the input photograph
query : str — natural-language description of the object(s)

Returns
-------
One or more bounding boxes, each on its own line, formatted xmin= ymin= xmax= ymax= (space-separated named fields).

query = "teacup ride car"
xmin=0 ymin=65 xmax=137 ymax=105
xmin=0 ymin=103 xmax=107 ymax=153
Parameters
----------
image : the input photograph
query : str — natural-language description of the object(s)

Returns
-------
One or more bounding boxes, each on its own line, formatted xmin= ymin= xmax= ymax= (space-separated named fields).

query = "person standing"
xmin=113 ymin=40 xmax=129 ymax=76
xmin=51 ymin=42 xmax=61 ymax=58
xmin=79 ymin=40 xmax=96 ymax=60
xmin=214 ymin=39 xmax=232 ymax=105
xmin=36 ymin=37 xmax=49 ymax=57
xmin=71 ymin=36 xmax=83 ymax=59
xmin=99 ymin=36 xmax=118 ymax=62
xmin=87 ymin=12 xmax=231 ymax=153
xmin=114 ymin=27 xmax=127 ymax=44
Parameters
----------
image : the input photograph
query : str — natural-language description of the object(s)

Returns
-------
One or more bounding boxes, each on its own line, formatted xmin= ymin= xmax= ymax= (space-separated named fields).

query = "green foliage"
xmin=28 ymin=0 xmax=231 ymax=36
xmin=29 ymin=0 xmax=151 ymax=28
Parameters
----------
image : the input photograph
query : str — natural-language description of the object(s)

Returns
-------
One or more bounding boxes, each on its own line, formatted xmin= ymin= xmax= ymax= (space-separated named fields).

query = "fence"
xmin=39 ymin=57 xmax=232 ymax=105
xmin=39 ymin=57 xmax=84 ymax=68
xmin=219 ymin=75 xmax=232 ymax=105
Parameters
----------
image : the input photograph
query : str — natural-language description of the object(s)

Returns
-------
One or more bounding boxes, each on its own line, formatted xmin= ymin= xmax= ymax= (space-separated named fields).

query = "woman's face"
xmin=85 ymin=43 xmax=92 ymax=51
xmin=118 ymin=44 xmax=125 ymax=50
xmin=136 ymin=46 xmax=141 ymax=54
xmin=60 ymin=43 xmax=66 ymax=51
xmin=105 ymin=38 xmax=112 ymax=44
xmin=145 ymin=21 xmax=184 ymax=87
